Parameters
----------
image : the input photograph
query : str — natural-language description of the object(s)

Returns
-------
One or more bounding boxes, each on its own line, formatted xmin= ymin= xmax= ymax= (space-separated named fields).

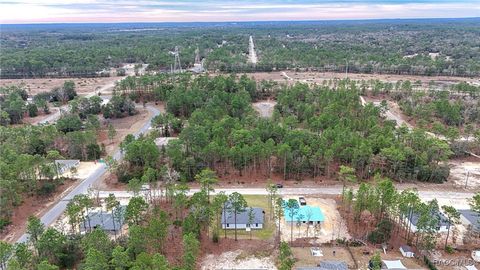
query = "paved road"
xmin=97 ymin=186 xmax=475 ymax=207
xmin=17 ymin=105 xmax=160 ymax=243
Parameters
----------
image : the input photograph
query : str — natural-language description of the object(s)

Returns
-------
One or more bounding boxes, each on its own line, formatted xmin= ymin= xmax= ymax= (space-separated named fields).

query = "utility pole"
xmin=345 ymin=59 xmax=349 ymax=79
xmin=465 ymin=170 xmax=470 ymax=189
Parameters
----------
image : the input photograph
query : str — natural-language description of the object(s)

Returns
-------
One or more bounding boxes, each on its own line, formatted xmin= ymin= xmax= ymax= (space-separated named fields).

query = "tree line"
xmin=115 ymin=74 xmax=452 ymax=184
xmin=2 ymin=19 xmax=479 ymax=78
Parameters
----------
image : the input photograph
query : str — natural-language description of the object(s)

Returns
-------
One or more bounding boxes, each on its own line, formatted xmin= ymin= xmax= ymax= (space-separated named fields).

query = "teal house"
xmin=284 ymin=205 xmax=325 ymax=224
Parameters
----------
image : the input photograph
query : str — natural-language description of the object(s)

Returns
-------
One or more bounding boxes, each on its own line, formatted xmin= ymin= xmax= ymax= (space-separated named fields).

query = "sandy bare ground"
xmin=280 ymin=196 xmax=350 ymax=243
xmin=449 ymin=159 xmax=480 ymax=189
xmin=21 ymin=107 xmax=60 ymax=125
xmin=0 ymin=76 xmax=122 ymax=96
xmin=247 ymin=71 xmax=480 ymax=87
xmin=60 ymin=161 xmax=103 ymax=180
xmin=201 ymin=250 xmax=277 ymax=270
xmin=351 ymin=247 xmax=426 ymax=270
xmin=252 ymin=100 xmax=277 ymax=118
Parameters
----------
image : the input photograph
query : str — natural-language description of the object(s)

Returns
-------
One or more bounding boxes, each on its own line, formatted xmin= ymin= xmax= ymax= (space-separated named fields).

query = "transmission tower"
xmin=173 ymin=46 xmax=182 ymax=73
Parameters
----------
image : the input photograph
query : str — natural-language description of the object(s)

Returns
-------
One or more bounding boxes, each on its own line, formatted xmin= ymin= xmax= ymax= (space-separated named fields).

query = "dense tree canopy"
xmin=2 ymin=19 xmax=479 ymax=78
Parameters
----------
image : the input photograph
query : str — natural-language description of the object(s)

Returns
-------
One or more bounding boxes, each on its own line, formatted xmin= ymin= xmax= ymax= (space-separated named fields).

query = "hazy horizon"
xmin=1 ymin=0 xmax=479 ymax=24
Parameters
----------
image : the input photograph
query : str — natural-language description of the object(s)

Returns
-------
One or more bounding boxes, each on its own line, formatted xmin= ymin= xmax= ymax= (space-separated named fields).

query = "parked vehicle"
xmin=299 ymin=196 xmax=306 ymax=205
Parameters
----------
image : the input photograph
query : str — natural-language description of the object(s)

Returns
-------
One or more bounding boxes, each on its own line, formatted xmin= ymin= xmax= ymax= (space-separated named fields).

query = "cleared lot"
xmin=280 ymin=196 xmax=350 ymax=243
xmin=201 ymin=250 xmax=276 ymax=270
xmin=252 ymin=100 xmax=276 ymax=118
xmin=0 ymin=76 xmax=121 ymax=96
xmin=449 ymin=159 xmax=480 ymax=189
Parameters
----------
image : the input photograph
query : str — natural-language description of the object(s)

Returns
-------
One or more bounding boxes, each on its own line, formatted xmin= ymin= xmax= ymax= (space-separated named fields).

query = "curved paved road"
xmin=17 ymin=105 xmax=160 ymax=243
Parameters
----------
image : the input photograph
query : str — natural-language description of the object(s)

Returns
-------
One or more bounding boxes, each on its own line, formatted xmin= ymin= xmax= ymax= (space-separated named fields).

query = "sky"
xmin=1 ymin=0 xmax=479 ymax=24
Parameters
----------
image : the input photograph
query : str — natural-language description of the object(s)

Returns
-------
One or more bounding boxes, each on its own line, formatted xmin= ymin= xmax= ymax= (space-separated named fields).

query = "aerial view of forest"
xmin=1 ymin=8 xmax=480 ymax=270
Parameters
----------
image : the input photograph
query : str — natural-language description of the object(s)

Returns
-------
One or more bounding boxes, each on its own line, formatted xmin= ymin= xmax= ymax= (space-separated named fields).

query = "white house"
xmin=221 ymin=206 xmax=264 ymax=230
xmin=399 ymin=245 xmax=415 ymax=258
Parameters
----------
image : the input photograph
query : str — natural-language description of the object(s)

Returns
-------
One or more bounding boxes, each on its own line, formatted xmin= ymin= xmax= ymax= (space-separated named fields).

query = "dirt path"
xmin=248 ymin=71 xmax=479 ymax=86
xmin=248 ymin=36 xmax=258 ymax=64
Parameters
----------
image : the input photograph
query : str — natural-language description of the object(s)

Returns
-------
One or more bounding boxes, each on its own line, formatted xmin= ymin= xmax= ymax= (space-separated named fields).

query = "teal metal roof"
xmin=284 ymin=205 xmax=325 ymax=222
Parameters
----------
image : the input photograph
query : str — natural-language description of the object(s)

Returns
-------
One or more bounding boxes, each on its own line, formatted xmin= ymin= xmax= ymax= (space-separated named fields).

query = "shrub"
xmin=212 ymin=231 xmax=219 ymax=243
xmin=0 ymin=218 xmax=12 ymax=231
xmin=27 ymin=103 xmax=38 ymax=117
xmin=424 ymin=256 xmax=439 ymax=270
xmin=38 ymin=182 xmax=56 ymax=195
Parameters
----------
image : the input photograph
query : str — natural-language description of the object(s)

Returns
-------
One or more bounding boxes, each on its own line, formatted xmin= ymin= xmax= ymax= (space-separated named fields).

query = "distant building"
xmin=404 ymin=209 xmax=449 ymax=233
xmin=399 ymin=245 xmax=415 ymax=258
xmin=54 ymin=160 xmax=80 ymax=174
xmin=221 ymin=205 xmax=264 ymax=230
xmin=284 ymin=205 xmax=325 ymax=225
xmin=459 ymin=209 xmax=480 ymax=232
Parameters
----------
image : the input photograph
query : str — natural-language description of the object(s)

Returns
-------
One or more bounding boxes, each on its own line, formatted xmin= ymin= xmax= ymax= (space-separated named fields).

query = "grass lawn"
xmin=217 ymin=195 xmax=276 ymax=241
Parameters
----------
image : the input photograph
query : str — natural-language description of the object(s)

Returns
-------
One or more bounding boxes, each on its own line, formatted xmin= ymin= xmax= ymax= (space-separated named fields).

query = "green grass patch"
xmin=221 ymin=195 xmax=275 ymax=241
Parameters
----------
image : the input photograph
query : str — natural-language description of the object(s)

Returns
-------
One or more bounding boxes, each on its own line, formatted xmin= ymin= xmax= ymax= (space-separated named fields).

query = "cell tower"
xmin=173 ymin=46 xmax=182 ymax=73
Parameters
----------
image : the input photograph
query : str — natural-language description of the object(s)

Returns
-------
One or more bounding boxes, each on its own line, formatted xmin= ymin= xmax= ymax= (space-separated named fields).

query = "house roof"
xmin=284 ymin=205 xmax=325 ymax=222
xmin=383 ymin=260 xmax=407 ymax=269
xmin=319 ymin=260 xmax=348 ymax=270
xmin=407 ymin=208 xmax=449 ymax=228
xmin=296 ymin=261 xmax=347 ymax=270
xmin=221 ymin=206 xmax=264 ymax=225
xmin=55 ymin=159 xmax=80 ymax=167
xmin=400 ymin=245 xmax=413 ymax=253
xmin=81 ymin=206 xmax=125 ymax=232
xmin=459 ymin=209 xmax=480 ymax=231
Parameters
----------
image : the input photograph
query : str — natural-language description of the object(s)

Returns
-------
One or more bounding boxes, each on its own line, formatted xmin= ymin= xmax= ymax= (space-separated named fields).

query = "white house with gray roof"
xmin=221 ymin=206 xmax=264 ymax=230
xmin=404 ymin=208 xmax=449 ymax=233
xmin=459 ymin=209 xmax=480 ymax=232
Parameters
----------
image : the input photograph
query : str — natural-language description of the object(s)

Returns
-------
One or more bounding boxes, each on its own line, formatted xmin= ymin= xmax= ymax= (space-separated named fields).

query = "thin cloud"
xmin=1 ymin=0 xmax=479 ymax=23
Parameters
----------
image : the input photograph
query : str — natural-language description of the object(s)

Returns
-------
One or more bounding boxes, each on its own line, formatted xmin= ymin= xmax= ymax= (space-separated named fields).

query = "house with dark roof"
xmin=404 ymin=208 xmax=449 ymax=233
xmin=296 ymin=260 xmax=348 ymax=270
xmin=459 ymin=209 xmax=480 ymax=232
xmin=80 ymin=206 xmax=125 ymax=233
xmin=221 ymin=206 xmax=264 ymax=230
